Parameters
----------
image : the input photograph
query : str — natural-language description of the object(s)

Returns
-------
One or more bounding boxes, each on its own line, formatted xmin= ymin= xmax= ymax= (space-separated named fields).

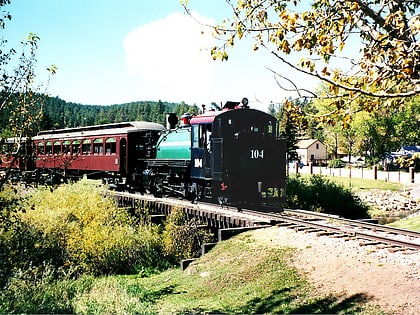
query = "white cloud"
xmin=122 ymin=11 xmax=320 ymax=111
xmin=124 ymin=12 xmax=216 ymax=104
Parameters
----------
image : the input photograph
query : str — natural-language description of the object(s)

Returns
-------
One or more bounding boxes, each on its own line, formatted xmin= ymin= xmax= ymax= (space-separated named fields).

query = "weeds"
xmin=0 ymin=263 xmax=94 ymax=314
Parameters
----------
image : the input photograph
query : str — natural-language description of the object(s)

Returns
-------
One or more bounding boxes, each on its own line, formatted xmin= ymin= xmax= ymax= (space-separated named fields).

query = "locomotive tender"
xmin=1 ymin=98 xmax=286 ymax=211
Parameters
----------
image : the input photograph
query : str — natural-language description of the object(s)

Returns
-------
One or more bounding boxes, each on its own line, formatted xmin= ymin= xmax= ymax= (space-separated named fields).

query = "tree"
xmin=307 ymin=85 xmax=420 ymax=164
xmin=273 ymin=99 xmax=308 ymax=161
xmin=359 ymin=95 xmax=420 ymax=161
xmin=0 ymin=1 xmax=56 ymax=190
xmin=182 ymin=0 xmax=419 ymax=112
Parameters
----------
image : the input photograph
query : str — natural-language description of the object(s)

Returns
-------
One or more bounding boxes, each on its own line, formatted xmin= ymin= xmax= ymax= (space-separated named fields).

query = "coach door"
xmin=120 ymin=138 xmax=127 ymax=174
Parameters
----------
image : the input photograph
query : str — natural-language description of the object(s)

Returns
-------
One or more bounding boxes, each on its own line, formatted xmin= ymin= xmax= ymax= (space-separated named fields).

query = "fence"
xmin=289 ymin=162 xmax=418 ymax=185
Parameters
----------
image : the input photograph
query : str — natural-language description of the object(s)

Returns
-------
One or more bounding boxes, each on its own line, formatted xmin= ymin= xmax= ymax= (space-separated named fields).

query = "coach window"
xmin=4 ymin=143 xmax=10 ymax=154
xmin=37 ymin=142 xmax=45 ymax=155
xmin=46 ymin=142 xmax=52 ymax=155
xmin=93 ymin=138 xmax=104 ymax=155
xmin=63 ymin=141 xmax=71 ymax=154
xmin=256 ymin=120 xmax=275 ymax=139
xmin=72 ymin=140 xmax=81 ymax=155
xmin=82 ymin=140 xmax=91 ymax=155
xmin=192 ymin=125 xmax=200 ymax=148
xmin=105 ymin=138 xmax=116 ymax=155
xmin=53 ymin=141 xmax=61 ymax=155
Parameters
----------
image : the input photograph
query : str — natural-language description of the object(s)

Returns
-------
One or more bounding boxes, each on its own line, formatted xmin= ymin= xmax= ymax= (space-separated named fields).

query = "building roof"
xmin=296 ymin=139 xmax=322 ymax=149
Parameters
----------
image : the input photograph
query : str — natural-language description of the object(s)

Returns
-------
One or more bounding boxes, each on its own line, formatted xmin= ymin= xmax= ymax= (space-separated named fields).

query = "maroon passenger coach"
xmin=32 ymin=121 xmax=165 ymax=185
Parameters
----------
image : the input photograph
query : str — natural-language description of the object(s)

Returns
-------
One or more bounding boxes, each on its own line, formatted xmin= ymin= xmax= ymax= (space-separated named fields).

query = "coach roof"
xmin=33 ymin=121 xmax=165 ymax=141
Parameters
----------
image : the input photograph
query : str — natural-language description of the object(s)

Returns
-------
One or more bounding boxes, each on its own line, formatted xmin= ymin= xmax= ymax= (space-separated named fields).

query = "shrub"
xmin=286 ymin=175 xmax=369 ymax=219
xmin=0 ymin=213 xmax=66 ymax=288
xmin=1 ymin=185 xmax=66 ymax=288
xmin=67 ymin=223 xmax=165 ymax=275
xmin=0 ymin=180 xmax=170 ymax=313
xmin=19 ymin=179 xmax=166 ymax=275
xmin=328 ymin=158 xmax=344 ymax=168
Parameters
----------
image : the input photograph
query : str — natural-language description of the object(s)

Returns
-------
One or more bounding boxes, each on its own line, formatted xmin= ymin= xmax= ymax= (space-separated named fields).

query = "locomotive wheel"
xmin=152 ymin=177 xmax=164 ymax=197
xmin=217 ymin=195 xmax=228 ymax=206
xmin=189 ymin=182 xmax=205 ymax=203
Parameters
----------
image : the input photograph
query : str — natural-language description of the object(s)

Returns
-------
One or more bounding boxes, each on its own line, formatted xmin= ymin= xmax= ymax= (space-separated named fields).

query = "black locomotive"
xmin=143 ymin=98 xmax=287 ymax=211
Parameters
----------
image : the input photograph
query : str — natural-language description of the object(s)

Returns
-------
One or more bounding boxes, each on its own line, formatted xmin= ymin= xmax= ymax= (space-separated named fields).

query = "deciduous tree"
xmin=0 ymin=1 xmax=56 ymax=190
xmin=182 ymin=0 xmax=419 ymax=112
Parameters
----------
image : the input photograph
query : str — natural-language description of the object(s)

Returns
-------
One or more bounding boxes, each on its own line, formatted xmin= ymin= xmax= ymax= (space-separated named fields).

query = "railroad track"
xmin=242 ymin=208 xmax=420 ymax=252
xmin=110 ymin=190 xmax=420 ymax=252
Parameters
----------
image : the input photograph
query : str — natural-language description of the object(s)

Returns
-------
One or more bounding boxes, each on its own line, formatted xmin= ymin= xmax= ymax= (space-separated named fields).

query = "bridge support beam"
xmin=218 ymin=225 xmax=270 ymax=242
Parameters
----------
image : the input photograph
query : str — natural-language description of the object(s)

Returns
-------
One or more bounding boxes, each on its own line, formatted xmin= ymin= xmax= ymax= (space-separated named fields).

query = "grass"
xmin=72 ymin=228 xmax=384 ymax=315
xmin=293 ymin=173 xmax=404 ymax=191
xmin=325 ymin=176 xmax=404 ymax=191
xmin=388 ymin=215 xmax=420 ymax=231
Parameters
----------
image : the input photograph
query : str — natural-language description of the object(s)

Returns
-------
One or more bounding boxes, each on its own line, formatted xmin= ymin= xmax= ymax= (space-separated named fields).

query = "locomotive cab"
xmin=190 ymin=103 xmax=286 ymax=210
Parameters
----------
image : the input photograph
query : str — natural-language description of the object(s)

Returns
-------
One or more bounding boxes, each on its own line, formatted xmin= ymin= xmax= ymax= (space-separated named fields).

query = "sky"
xmin=3 ymin=0 xmax=319 ymax=112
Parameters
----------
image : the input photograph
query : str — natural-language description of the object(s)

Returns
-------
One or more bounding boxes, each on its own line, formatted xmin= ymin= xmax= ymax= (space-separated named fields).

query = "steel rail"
xmin=283 ymin=208 xmax=420 ymax=238
xmin=241 ymin=209 xmax=420 ymax=251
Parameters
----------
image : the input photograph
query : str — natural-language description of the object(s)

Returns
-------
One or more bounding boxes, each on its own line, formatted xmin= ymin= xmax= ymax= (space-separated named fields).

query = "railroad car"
xmin=143 ymin=98 xmax=287 ymax=211
xmin=0 ymin=137 xmax=33 ymax=171
xmin=32 ymin=121 xmax=165 ymax=186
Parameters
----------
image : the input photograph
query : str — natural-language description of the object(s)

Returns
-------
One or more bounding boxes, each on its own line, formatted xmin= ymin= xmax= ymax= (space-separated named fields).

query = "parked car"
xmin=288 ymin=160 xmax=304 ymax=169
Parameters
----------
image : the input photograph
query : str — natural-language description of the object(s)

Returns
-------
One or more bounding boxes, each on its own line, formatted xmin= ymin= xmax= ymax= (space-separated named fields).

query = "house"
xmin=296 ymin=139 xmax=327 ymax=165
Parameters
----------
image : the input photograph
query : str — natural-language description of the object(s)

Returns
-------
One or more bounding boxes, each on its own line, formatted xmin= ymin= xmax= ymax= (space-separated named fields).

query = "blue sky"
xmin=4 ymin=0 xmax=318 ymax=111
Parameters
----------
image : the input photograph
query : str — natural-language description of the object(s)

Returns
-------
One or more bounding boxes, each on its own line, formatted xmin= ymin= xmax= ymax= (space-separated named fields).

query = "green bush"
xmin=328 ymin=158 xmax=344 ymax=168
xmin=0 ymin=214 xmax=66 ymax=288
xmin=17 ymin=179 xmax=166 ymax=275
xmin=1 ymin=186 xmax=66 ymax=288
xmin=286 ymin=175 xmax=369 ymax=219
xmin=0 ymin=180 xmax=222 ymax=313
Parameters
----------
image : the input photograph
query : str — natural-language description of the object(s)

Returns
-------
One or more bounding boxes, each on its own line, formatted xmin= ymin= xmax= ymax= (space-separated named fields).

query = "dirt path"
xmin=252 ymin=227 xmax=420 ymax=315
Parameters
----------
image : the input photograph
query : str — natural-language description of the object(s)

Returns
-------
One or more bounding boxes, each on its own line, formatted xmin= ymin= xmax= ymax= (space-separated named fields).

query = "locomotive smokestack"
xmin=241 ymin=97 xmax=249 ymax=109
xmin=166 ymin=113 xmax=178 ymax=129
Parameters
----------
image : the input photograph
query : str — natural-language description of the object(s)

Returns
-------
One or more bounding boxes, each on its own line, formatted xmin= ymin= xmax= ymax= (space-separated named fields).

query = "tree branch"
xmin=268 ymin=47 xmax=419 ymax=98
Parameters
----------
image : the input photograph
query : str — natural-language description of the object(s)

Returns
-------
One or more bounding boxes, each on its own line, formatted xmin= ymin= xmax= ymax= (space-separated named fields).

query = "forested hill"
xmin=42 ymin=96 xmax=199 ymax=130
xmin=1 ymin=95 xmax=199 ymax=134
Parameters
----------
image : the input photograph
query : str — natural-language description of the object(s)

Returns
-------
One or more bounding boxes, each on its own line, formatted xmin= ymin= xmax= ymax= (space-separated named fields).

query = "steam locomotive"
xmin=1 ymin=99 xmax=287 ymax=211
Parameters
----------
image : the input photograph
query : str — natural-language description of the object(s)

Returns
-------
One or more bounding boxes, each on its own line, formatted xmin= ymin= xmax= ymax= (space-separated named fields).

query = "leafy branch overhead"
xmin=182 ymin=0 xmax=419 ymax=109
